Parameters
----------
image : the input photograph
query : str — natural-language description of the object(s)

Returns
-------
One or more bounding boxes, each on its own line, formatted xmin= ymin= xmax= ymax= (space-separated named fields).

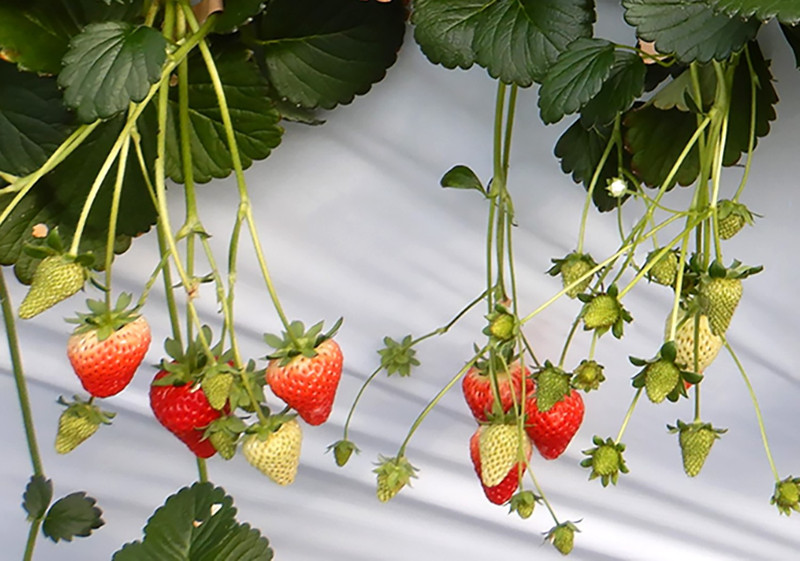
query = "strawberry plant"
xmin=2 ymin=0 xmax=800 ymax=559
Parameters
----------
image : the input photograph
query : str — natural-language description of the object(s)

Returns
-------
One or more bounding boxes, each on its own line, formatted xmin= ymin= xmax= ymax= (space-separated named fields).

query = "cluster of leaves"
xmin=23 ymin=476 xmax=104 ymax=544
xmin=0 ymin=0 xmax=407 ymax=283
xmin=411 ymin=0 xmax=798 ymax=211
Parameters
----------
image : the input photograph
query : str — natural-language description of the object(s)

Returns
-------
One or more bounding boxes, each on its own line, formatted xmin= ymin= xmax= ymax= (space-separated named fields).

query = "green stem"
xmin=615 ymin=388 xmax=642 ymax=444
xmin=196 ymin=458 xmax=208 ymax=483
xmin=732 ymin=45 xmax=758 ymax=202
xmin=724 ymin=339 xmax=780 ymax=481
xmin=397 ymin=348 xmax=487 ymax=457
xmin=103 ymin=133 xmax=132 ymax=307
xmin=577 ymin=128 xmax=616 ymax=254
xmin=527 ymin=467 xmax=559 ymax=523
xmin=0 ymin=269 xmax=44 ymax=477
xmin=22 ymin=518 xmax=42 ymax=561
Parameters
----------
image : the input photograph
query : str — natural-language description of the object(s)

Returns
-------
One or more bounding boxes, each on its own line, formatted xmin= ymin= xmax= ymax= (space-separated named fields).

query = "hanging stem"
xmin=615 ymin=388 xmax=643 ymax=444
xmin=103 ymin=133 xmax=132 ymax=307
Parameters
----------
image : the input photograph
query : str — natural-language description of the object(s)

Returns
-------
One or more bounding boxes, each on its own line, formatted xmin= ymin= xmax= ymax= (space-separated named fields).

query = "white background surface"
xmin=2 ymin=8 xmax=800 ymax=561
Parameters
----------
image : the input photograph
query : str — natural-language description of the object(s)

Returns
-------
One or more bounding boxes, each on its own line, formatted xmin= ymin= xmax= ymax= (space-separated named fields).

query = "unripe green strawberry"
xmin=702 ymin=277 xmax=742 ymax=335
xmin=669 ymin=420 xmax=726 ymax=477
xmin=547 ymin=522 xmax=579 ymax=555
xmin=478 ymin=423 xmax=525 ymax=487
xmin=374 ymin=455 xmax=417 ymax=502
xmin=201 ymin=372 xmax=233 ymax=411
xmin=509 ymin=491 xmax=537 ymax=519
xmin=19 ymin=256 xmax=86 ymax=319
xmin=646 ymin=248 xmax=678 ymax=286
xmin=548 ymin=252 xmax=596 ymax=298
xmin=572 ymin=359 xmax=605 ymax=392
xmin=328 ymin=439 xmax=359 ymax=467
xmin=54 ymin=396 xmax=114 ymax=454
xmin=667 ymin=313 xmax=722 ymax=373
xmin=242 ymin=419 xmax=302 ymax=485
xmin=771 ymin=476 xmax=800 ymax=516
xmin=534 ymin=363 xmax=571 ymax=412
xmin=209 ymin=431 xmax=237 ymax=460
xmin=487 ymin=312 xmax=515 ymax=341
xmin=581 ymin=436 xmax=629 ymax=487
xmin=717 ymin=199 xmax=754 ymax=240
xmin=582 ymin=294 xmax=619 ymax=330
xmin=644 ymin=359 xmax=680 ymax=403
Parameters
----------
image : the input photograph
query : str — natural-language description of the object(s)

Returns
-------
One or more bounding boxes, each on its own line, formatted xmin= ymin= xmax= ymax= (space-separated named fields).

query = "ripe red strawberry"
xmin=469 ymin=427 xmax=531 ymax=505
xmin=264 ymin=320 xmax=344 ymax=426
xmin=525 ymin=390 xmax=584 ymax=460
xmin=149 ymin=370 xmax=222 ymax=458
xmin=462 ymin=361 xmax=532 ymax=422
xmin=67 ymin=315 xmax=151 ymax=398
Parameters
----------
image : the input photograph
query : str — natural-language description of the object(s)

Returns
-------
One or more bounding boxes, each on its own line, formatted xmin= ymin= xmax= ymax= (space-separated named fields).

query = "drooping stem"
xmin=0 ymin=269 xmax=44 ymax=477
xmin=103 ymin=133 xmax=132 ymax=307
xmin=615 ymin=388 xmax=642 ymax=444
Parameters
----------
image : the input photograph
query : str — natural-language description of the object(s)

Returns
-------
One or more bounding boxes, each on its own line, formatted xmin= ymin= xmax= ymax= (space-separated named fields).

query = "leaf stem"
xmin=22 ymin=518 xmax=41 ymax=561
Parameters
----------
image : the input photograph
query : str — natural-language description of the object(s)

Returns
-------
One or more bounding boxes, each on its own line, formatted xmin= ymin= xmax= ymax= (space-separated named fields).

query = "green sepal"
xmin=327 ymin=439 xmax=361 ymax=467
xmin=378 ymin=335 xmax=421 ymax=377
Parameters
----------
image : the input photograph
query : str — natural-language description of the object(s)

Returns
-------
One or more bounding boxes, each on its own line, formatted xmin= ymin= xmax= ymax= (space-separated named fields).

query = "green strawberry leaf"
xmin=0 ymin=116 xmax=153 ymax=283
xmin=213 ymin=0 xmax=266 ymax=34
xmin=781 ymin=23 xmax=800 ymax=68
xmin=158 ymin=45 xmax=283 ymax=184
xmin=623 ymin=105 xmax=700 ymax=188
xmin=412 ymin=0 xmax=595 ymax=86
xmin=553 ymin=119 xmax=629 ymax=212
xmin=0 ymin=0 xmax=144 ymax=75
xmin=538 ymin=38 xmax=616 ymax=125
xmin=622 ymin=0 xmax=760 ymax=63
xmin=249 ymin=0 xmax=405 ymax=110
xmin=42 ymin=492 xmax=104 ymax=542
xmin=440 ymin=165 xmax=485 ymax=194
xmin=580 ymin=51 xmax=647 ymax=128
xmin=0 ymin=61 xmax=75 ymax=176
xmin=23 ymin=476 xmax=54 ymax=521
xmin=111 ymin=482 xmax=273 ymax=561
xmin=59 ymin=21 xmax=167 ymax=123
xmin=708 ymin=0 xmax=800 ymax=25
xmin=650 ymin=64 xmax=716 ymax=112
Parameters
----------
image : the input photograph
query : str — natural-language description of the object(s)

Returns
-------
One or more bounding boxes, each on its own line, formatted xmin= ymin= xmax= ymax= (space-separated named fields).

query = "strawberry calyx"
xmin=771 ymin=476 xmax=800 ymax=516
xmin=547 ymin=251 xmax=597 ymax=298
xmin=533 ymin=361 xmax=572 ymax=412
xmin=374 ymin=454 xmax=418 ymax=502
xmin=572 ymin=359 xmax=605 ymax=392
xmin=508 ymin=490 xmax=540 ymax=519
xmin=58 ymin=395 xmax=115 ymax=426
xmin=264 ymin=317 xmax=343 ymax=366
xmin=580 ymin=435 xmax=629 ymax=487
xmin=377 ymin=335 xmax=420 ymax=377
xmin=66 ymin=293 xmax=143 ymax=340
xmin=483 ymin=304 xmax=518 ymax=343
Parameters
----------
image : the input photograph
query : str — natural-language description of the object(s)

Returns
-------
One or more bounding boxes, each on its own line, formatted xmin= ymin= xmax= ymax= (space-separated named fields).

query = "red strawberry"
xmin=67 ymin=315 xmax=151 ymax=398
xmin=469 ymin=426 xmax=531 ymax=505
xmin=525 ymin=390 xmax=584 ymax=460
xmin=149 ymin=369 xmax=222 ymax=458
xmin=264 ymin=320 xmax=344 ymax=426
xmin=462 ymin=361 xmax=532 ymax=422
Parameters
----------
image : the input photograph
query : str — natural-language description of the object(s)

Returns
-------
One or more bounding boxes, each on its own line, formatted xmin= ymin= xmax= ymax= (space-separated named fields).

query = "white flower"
xmin=607 ymin=177 xmax=627 ymax=198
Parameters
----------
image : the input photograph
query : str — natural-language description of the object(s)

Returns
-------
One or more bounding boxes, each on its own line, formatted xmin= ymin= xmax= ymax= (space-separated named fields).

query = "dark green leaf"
xmin=780 ymin=23 xmax=800 ymax=67
xmin=580 ymin=51 xmax=647 ymax=127
xmin=413 ymin=0 xmax=595 ymax=86
xmin=214 ymin=0 xmax=266 ymax=34
xmin=0 ymin=116 xmax=152 ymax=283
xmin=251 ymin=0 xmax=405 ymax=110
xmin=158 ymin=45 xmax=283 ymax=184
xmin=709 ymin=0 xmax=800 ymax=25
xmin=622 ymin=0 xmax=760 ymax=63
xmin=539 ymin=38 xmax=616 ymax=124
xmin=554 ymin=119 xmax=628 ymax=212
xmin=624 ymin=105 xmax=700 ymax=187
xmin=723 ymin=41 xmax=777 ymax=165
xmin=23 ymin=476 xmax=53 ymax=521
xmin=0 ymin=0 xmax=144 ymax=74
xmin=112 ymin=482 xmax=273 ymax=561
xmin=440 ymin=165 xmax=485 ymax=193
xmin=42 ymin=492 xmax=104 ymax=542
xmin=0 ymin=61 xmax=75 ymax=176
xmin=59 ymin=22 xmax=166 ymax=123
xmin=650 ymin=64 xmax=716 ymax=112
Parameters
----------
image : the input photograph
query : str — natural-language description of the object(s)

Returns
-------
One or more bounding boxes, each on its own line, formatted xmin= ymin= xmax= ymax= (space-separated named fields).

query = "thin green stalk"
xmin=733 ymin=45 xmax=758 ymax=202
xmin=724 ymin=339 xmax=780 ymax=481
xmin=577 ymin=128 xmax=616 ymax=253
xmin=615 ymin=388 xmax=643 ymax=444
xmin=178 ymin=52 xmax=198 ymax=343
xmin=557 ymin=317 xmax=581 ymax=369
xmin=527 ymin=467 xmax=559 ymax=523
xmin=196 ymin=458 xmax=208 ymax=483
xmin=22 ymin=518 xmax=42 ymax=561
xmin=397 ymin=348 xmax=488 ymax=457
xmin=103 ymin=133 xmax=132 ymax=307
xmin=0 ymin=270 xmax=44 ymax=477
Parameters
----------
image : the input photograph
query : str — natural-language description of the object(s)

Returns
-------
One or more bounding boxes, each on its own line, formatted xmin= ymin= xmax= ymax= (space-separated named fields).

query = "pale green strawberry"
xmin=548 ymin=252 xmax=596 ymax=298
xmin=328 ymin=439 xmax=360 ymax=467
xmin=717 ymin=199 xmax=755 ymax=240
xmin=582 ymin=294 xmax=619 ymax=330
xmin=547 ymin=522 xmax=579 ymax=555
xmin=374 ymin=455 xmax=418 ymax=502
xmin=702 ymin=277 xmax=742 ymax=335
xmin=644 ymin=359 xmax=681 ymax=403
xmin=478 ymin=423 xmax=525 ymax=487
xmin=669 ymin=420 xmax=726 ymax=477
xmin=19 ymin=256 xmax=86 ymax=319
xmin=646 ymin=248 xmax=679 ymax=286
xmin=771 ymin=476 xmax=800 ymax=516
xmin=242 ymin=419 xmax=302 ymax=485
xmin=534 ymin=363 xmax=571 ymax=412
xmin=581 ymin=436 xmax=628 ymax=487
xmin=572 ymin=359 xmax=605 ymax=392
xmin=667 ymin=313 xmax=722 ymax=373
xmin=209 ymin=431 xmax=237 ymax=460
xmin=54 ymin=396 xmax=114 ymax=454
xmin=509 ymin=491 xmax=537 ymax=519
